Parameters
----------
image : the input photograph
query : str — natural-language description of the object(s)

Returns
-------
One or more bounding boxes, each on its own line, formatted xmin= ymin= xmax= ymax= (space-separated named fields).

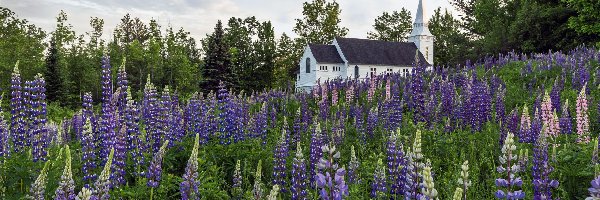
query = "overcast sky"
xmin=3 ymin=0 xmax=454 ymax=42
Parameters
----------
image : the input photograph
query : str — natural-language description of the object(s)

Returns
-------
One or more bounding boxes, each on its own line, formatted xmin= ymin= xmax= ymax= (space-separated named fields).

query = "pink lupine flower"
xmin=576 ymin=84 xmax=590 ymax=144
xmin=331 ymin=86 xmax=338 ymax=104
xmin=541 ymin=92 xmax=559 ymax=138
xmin=386 ymin=79 xmax=391 ymax=101
xmin=346 ymin=85 xmax=354 ymax=103
xmin=520 ymin=105 xmax=531 ymax=139
xmin=368 ymin=78 xmax=376 ymax=102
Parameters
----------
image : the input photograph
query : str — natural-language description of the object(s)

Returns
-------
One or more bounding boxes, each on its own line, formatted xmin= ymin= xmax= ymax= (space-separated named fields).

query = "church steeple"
xmin=410 ymin=0 xmax=432 ymax=36
xmin=408 ymin=0 xmax=434 ymax=66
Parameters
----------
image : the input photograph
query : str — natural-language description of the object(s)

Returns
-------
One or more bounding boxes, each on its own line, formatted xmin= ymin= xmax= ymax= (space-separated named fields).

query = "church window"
xmin=306 ymin=58 xmax=310 ymax=73
xmin=370 ymin=67 xmax=376 ymax=78
xmin=386 ymin=68 xmax=393 ymax=75
xmin=354 ymin=66 xmax=359 ymax=79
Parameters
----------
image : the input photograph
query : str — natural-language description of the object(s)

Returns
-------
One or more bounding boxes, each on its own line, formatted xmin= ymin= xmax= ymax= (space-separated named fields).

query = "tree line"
xmin=1 ymin=0 xmax=599 ymax=107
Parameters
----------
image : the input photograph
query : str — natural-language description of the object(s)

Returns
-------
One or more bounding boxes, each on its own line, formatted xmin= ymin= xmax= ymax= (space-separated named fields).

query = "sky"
xmin=3 ymin=0 xmax=454 ymax=43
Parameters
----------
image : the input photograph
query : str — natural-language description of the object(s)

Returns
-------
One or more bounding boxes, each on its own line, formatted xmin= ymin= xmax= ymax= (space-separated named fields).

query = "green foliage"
xmin=428 ymin=8 xmax=470 ymax=66
xmin=367 ymin=8 xmax=412 ymax=42
xmin=293 ymin=0 xmax=349 ymax=45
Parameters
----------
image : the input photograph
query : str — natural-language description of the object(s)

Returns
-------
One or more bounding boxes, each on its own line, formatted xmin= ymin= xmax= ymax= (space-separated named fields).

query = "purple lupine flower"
xmin=292 ymin=109 xmax=303 ymax=146
xmin=143 ymin=78 xmax=161 ymax=153
xmin=10 ymin=64 xmax=27 ymax=153
xmin=55 ymin=145 xmax=75 ymax=200
xmin=410 ymin=65 xmax=426 ymax=124
xmin=273 ymin=130 xmax=289 ymax=193
xmin=159 ymin=86 xmax=174 ymax=147
xmin=587 ymin=175 xmax=600 ymax=199
xmin=116 ymin=59 xmax=128 ymax=129
xmin=94 ymin=148 xmax=115 ymax=200
xmin=371 ymin=158 xmax=387 ymax=198
xmin=31 ymin=74 xmax=48 ymax=162
xmin=387 ymin=130 xmax=405 ymax=196
xmin=347 ymin=145 xmax=360 ymax=185
xmin=532 ymin=126 xmax=559 ymax=199
xmin=315 ymin=143 xmax=348 ymax=200
xmin=99 ymin=56 xmax=116 ymax=162
xmin=309 ymin=122 xmax=323 ymax=183
xmin=81 ymin=118 xmax=97 ymax=185
xmin=388 ymin=92 xmax=403 ymax=132
xmin=124 ymin=91 xmax=145 ymax=175
xmin=217 ymin=81 xmax=235 ymax=145
xmin=550 ymin=80 xmax=561 ymax=113
xmin=519 ymin=105 xmax=532 ymax=143
xmin=576 ymin=84 xmax=590 ymax=143
xmin=495 ymin=132 xmax=525 ymax=199
xmin=180 ymin=133 xmax=200 ymax=200
xmin=28 ymin=161 xmax=50 ymax=200
xmin=441 ymin=79 xmax=455 ymax=119
xmin=0 ymin=94 xmax=9 ymax=158
xmin=81 ymin=92 xmax=97 ymax=139
xmin=291 ymin=142 xmax=308 ymax=200
xmin=366 ymin=107 xmax=378 ymax=139
xmin=111 ymin=125 xmax=127 ymax=187
xmin=147 ymin=140 xmax=169 ymax=188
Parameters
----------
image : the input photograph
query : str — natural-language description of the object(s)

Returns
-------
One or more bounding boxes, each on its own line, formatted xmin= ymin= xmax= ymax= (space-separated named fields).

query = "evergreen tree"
xmin=428 ymin=8 xmax=471 ymax=66
xmin=201 ymin=20 xmax=233 ymax=93
xmin=44 ymin=37 xmax=62 ymax=102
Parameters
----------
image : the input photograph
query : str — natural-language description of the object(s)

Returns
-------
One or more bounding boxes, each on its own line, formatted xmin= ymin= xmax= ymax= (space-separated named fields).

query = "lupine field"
xmin=3 ymin=47 xmax=600 ymax=199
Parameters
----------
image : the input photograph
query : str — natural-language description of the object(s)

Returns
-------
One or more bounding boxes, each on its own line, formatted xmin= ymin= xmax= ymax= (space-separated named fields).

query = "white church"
xmin=295 ymin=0 xmax=435 ymax=92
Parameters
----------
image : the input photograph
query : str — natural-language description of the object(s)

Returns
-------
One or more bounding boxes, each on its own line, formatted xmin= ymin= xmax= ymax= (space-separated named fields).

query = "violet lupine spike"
xmin=10 ymin=63 xmax=27 ymax=153
xmin=371 ymin=158 xmax=387 ymax=199
xmin=55 ymin=145 xmax=75 ymax=200
xmin=180 ymin=133 xmax=200 ymax=200
xmin=532 ymin=126 xmax=559 ymax=199
xmin=81 ymin=118 xmax=97 ymax=185
xmin=272 ymin=130 xmax=289 ymax=193
xmin=94 ymin=148 xmax=115 ymax=200
xmin=160 ymin=86 xmax=174 ymax=147
xmin=125 ymin=90 xmax=145 ymax=175
xmin=217 ymin=81 xmax=235 ymax=145
xmin=147 ymin=140 xmax=169 ymax=188
xmin=31 ymin=74 xmax=48 ymax=162
xmin=576 ymin=84 xmax=590 ymax=143
xmin=309 ymin=122 xmax=323 ymax=183
xmin=291 ymin=142 xmax=308 ymax=200
xmin=143 ymin=77 xmax=161 ymax=153
xmin=387 ymin=130 xmax=403 ymax=196
xmin=315 ymin=143 xmax=348 ymax=200
xmin=519 ymin=105 xmax=532 ymax=143
xmin=0 ymin=94 xmax=9 ymax=158
xmin=366 ymin=107 xmax=378 ymax=139
xmin=550 ymin=81 xmax=561 ymax=113
xmin=110 ymin=125 xmax=127 ymax=187
xmin=495 ymin=132 xmax=525 ymax=199
xmin=99 ymin=56 xmax=116 ymax=163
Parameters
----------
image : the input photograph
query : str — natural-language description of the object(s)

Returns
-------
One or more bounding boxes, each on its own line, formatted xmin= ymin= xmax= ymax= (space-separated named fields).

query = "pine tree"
xmin=201 ymin=20 xmax=233 ymax=93
xmin=44 ymin=36 xmax=62 ymax=102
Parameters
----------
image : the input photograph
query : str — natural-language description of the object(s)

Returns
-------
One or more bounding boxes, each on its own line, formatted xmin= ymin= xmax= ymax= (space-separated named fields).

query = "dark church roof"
xmin=335 ymin=37 xmax=429 ymax=66
xmin=308 ymin=44 xmax=344 ymax=63
xmin=308 ymin=37 xmax=429 ymax=66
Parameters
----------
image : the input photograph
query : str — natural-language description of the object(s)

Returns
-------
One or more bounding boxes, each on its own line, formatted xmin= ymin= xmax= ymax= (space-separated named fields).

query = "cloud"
xmin=3 ymin=0 xmax=453 ymax=45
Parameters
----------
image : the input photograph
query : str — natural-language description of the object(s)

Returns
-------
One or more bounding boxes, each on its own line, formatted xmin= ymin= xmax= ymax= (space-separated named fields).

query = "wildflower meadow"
xmin=3 ymin=47 xmax=600 ymax=200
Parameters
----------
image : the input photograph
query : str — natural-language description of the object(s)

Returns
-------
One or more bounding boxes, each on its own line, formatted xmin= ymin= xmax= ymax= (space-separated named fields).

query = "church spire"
xmin=410 ymin=0 xmax=431 ymax=36
xmin=415 ymin=0 xmax=425 ymax=24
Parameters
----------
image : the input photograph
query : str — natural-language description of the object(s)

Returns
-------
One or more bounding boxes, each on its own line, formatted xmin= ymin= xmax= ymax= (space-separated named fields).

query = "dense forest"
xmin=1 ymin=0 xmax=599 ymax=107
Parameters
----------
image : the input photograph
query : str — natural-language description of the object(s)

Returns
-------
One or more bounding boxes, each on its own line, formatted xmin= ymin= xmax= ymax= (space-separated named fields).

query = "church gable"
xmin=308 ymin=44 xmax=344 ymax=63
